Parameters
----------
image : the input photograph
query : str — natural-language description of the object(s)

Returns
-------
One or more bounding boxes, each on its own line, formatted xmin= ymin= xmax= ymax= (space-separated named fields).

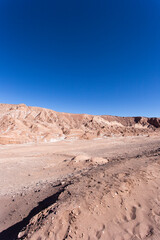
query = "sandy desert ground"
xmin=0 ymin=104 xmax=160 ymax=240
xmin=0 ymin=135 xmax=160 ymax=240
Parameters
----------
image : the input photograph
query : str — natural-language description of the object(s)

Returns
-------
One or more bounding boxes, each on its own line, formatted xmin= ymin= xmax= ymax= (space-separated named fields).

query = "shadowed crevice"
xmin=0 ymin=184 xmax=69 ymax=240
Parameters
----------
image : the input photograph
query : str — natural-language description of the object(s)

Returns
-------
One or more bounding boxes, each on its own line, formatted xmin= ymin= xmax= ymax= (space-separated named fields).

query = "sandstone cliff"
xmin=0 ymin=103 xmax=159 ymax=144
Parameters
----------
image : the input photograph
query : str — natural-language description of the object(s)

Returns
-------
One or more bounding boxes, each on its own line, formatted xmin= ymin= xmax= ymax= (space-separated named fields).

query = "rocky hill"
xmin=0 ymin=103 xmax=159 ymax=144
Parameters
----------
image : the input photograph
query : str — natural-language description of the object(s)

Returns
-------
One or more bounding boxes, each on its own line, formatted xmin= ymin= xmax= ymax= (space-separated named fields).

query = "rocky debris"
xmin=71 ymin=154 xmax=91 ymax=162
xmin=148 ymin=118 xmax=160 ymax=128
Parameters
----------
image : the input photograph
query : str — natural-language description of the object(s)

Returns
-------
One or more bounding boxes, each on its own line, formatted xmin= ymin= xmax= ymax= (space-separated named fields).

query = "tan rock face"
xmin=0 ymin=103 xmax=159 ymax=144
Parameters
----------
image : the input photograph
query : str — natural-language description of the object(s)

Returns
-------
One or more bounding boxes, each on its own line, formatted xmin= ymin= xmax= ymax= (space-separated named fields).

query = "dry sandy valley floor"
xmin=0 ymin=136 xmax=160 ymax=240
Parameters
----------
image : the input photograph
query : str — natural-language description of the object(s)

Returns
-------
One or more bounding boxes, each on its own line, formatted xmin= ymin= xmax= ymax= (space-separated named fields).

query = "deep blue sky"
xmin=0 ymin=0 xmax=160 ymax=116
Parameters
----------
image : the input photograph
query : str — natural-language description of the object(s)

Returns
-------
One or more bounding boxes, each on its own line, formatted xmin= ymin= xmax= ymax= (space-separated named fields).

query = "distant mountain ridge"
xmin=0 ymin=103 xmax=159 ymax=144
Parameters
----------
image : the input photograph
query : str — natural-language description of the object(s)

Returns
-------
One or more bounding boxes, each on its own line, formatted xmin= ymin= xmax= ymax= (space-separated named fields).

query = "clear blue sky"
xmin=0 ymin=0 xmax=160 ymax=117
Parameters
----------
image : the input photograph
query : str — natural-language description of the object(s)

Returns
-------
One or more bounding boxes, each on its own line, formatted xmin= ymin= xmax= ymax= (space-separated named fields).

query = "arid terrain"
xmin=0 ymin=104 xmax=160 ymax=240
xmin=0 ymin=103 xmax=160 ymax=144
